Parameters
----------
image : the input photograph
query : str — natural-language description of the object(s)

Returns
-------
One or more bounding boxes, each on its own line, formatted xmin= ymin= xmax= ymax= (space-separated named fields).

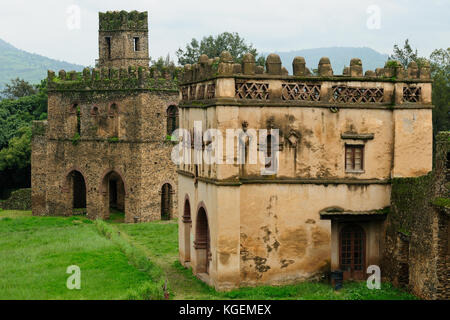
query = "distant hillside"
xmin=267 ymin=47 xmax=389 ymax=75
xmin=0 ymin=39 xmax=84 ymax=89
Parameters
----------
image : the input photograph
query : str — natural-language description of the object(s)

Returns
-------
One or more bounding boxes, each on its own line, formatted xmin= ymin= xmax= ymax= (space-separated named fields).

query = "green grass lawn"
xmin=0 ymin=210 xmax=151 ymax=300
xmin=117 ymin=219 xmax=416 ymax=300
xmin=0 ymin=209 xmax=417 ymax=300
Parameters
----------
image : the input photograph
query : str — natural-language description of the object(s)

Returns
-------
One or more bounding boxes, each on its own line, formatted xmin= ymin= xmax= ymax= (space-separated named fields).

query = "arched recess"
xmin=339 ymin=224 xmax=366 ymax=280
xmin=161 ymin=183 xmax=174 ymax=220
xmin=194 ymin=204 xmax=210 ymax=274
xmin=100 ymin=170 xmax=126 ymax=221
xmin=108 ymin=103 xmax=119 ymax=137
xmin=182 ymin=195 xmax=192 ymax=262
xmin=166 ymin=105 xmax=179 ymax=136
xmin=64 ymin=170 xmax=87 ymax=214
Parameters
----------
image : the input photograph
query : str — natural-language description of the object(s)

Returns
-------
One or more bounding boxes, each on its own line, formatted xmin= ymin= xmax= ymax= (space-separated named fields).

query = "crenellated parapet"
xmin=47 ymin=66 xmax=180 ymax=92
xmin=99 ymin=10 xmax=148 ymax=31
xmin=179 ymin=51 xmax=433 ymax=107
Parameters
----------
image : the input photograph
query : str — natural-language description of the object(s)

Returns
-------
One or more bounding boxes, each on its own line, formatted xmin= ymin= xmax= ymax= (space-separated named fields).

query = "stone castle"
xmin=32 ymin=11 xmax=179 ymax=223
xmin=31 ymin=10 xmax=449 ymax=298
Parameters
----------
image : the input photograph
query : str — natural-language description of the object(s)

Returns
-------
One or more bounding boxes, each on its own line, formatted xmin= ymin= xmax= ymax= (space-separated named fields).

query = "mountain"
xmin=0 ymin=39 xmax=84 ymax=89
xmin=267 ymin=47 xmax=389 ymax=75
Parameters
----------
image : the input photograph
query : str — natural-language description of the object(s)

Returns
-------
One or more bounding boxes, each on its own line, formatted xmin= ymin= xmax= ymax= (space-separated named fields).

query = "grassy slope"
xmin=117 ymin=220 xmax=416 ymax=300
xmin=0 ymin=211 xmax=151 ymax=300
xmin=0 ymin=210 xmax=416 ymax=300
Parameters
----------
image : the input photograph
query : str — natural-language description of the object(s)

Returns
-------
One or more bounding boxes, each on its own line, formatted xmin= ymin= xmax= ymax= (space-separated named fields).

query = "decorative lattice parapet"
xmin=47 ymin=66 xmax=179 ymax=92
xmin=179 ymin=51 xmax=433 ymax=107
xmin=99 ymin=10 xmax=148 ymax=31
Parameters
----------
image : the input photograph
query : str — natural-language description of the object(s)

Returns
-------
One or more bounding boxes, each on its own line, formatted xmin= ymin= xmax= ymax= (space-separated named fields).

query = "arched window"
xmin=108 ymin=103 xmax=119 ymax=137
xmin=167 ymin=105 xmax=179 ymax=136
xmin=265 ymin=134 xmax=277 ymax=171
xmin=182 ymin=198 xmax=192 ymax=263
xmin=91 ymin=106 xmax=99 ymax=116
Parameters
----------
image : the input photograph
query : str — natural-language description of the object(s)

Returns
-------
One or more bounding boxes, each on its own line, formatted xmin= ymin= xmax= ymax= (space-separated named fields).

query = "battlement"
xmin=46 ymin=66 xmax=180 ymax=92
xmin=99 ymin=10 xmax=148 ymax=31
xmin=179 ymin=51 xmax=433 ymax=106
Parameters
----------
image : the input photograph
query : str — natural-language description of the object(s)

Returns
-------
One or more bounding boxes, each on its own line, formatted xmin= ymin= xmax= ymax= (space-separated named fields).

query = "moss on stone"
xmin=432 ymin=197 xmax=450 ymax=208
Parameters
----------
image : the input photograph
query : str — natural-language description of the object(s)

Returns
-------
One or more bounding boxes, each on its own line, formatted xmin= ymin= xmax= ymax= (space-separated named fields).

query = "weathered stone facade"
xmin=31 ymin=11 xmax=179 ymax=223
xmin=383 ymin=132 xmax=449 ymax=299
xmin=177 ymin=51 xmax=434 ymax=291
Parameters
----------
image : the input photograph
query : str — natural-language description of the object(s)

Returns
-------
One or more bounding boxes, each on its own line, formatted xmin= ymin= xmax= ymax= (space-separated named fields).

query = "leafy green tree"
xmin=429 ymin=48 xmax=450 ymax=135
xmin=0 ymin=80 xmax=47 ymax=196
xmin=1 ymin=78 xmax=37 ymax=99
xmin=176 ymin=32 xmax=265 ymax=66
xmin=150 ymin=54 xmax=180 ymax=78
xmin=0 ymin=126 xmax=31 ymax=171
xmin=390 ymin=41 xmax=449 ymax=136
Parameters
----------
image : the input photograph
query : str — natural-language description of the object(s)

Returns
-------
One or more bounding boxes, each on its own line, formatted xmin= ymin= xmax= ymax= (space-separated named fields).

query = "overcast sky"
xmin=0 ymin=0 xmax=448 ymax=66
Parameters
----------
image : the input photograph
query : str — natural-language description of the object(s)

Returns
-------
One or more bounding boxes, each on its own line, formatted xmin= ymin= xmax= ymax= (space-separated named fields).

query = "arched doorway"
xmin=194 ymin=207 xmax=210 ymax=274
xmin=67 ymin=170 xmax=86 ymax=214
xmin=340 ymin=225 xmax=366 ymax=280
xmin=182 ymin=198 xmax=192 ymax=262
xmin=161 ymin=183 xmax=173 ymax=220
xmin=101 ymin=171 xmax=125 ymax=222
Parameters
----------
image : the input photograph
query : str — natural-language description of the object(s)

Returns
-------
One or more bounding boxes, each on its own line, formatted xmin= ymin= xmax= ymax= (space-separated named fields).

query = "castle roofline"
xmin=99 ymin=10 xmax=148 ymax=32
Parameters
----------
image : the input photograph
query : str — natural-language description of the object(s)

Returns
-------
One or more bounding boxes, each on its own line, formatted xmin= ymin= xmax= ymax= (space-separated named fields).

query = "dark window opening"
xmin=446 ymin=152 xmax=450 ymax=170
xmin=265 ymin=134 xmax=277 ymax=171
xmin=133 ymin=37 xmax=140 ymax=52
xmin=105 ymin=37 xmax=111 ymax=59
xmin=71 ymin=171 xmax=86 ymax=210
xmin=167 ymin=105 xmax=179 ymax=135
xmin=345 ymin=145 xmax=364 ymax=172
xmin=76 ymin=105 xmax=81 ymax=135
xmin=161 ymin=183 xmax=173 ymax=221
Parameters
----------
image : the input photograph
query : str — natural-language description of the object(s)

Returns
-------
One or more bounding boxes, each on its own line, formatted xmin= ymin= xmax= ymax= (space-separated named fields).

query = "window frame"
xmin=345 ymin=144 xmax=365 ymax=173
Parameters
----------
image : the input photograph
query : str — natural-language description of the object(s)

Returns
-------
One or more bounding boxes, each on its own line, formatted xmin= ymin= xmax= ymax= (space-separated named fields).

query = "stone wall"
xmin=383 ymin=131 xmax=449 ymax=300
xmin=32 ymin=76 xmax=179 ymax=222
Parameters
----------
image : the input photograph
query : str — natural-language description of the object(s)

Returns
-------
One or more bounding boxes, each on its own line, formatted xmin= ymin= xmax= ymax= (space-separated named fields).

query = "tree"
xmin=176 ymin=32 xmax=265 ymax=66
xmin=1 ymin=78 xmax=37 ymax=99
xmin=390 ymin=41 xmax=449 ymax=137
xmin=429 ymin=48 xmax=450 ymax=135
xmin=389 ymin=39 xmax=428 ymax=68
xmin=0 ymin=126 xmax=31 ymax=171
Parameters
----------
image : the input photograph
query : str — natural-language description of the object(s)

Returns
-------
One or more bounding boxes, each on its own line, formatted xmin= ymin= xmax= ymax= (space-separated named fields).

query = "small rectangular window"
xmin=345 ymin=145 xmax=364 ymax=172
xmin=133 ymin=37 xmax=140 ymax=51
xmin=105 ymin=37 xmax=111 ymax=59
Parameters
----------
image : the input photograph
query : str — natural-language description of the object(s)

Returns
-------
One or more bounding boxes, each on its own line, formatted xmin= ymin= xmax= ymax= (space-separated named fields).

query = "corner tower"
xmin=98 ymin=10 xmax=150 ymax=68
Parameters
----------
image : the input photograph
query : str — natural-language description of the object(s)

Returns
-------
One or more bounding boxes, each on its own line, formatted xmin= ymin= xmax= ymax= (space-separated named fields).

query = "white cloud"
xmin=0 ymin=0 xmax=448 ymax=66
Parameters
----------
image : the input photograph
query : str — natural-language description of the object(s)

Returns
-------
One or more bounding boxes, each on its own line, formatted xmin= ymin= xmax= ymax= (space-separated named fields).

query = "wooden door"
xmin=340 ymin=225 xmax=366 ymax=280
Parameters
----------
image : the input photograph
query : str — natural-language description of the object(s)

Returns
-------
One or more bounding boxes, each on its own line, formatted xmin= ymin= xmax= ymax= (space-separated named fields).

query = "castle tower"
xmin=32 ymin=11 xmax=180 ymax=223
xmin=97 ymin=11 xmax=150 ymax=68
